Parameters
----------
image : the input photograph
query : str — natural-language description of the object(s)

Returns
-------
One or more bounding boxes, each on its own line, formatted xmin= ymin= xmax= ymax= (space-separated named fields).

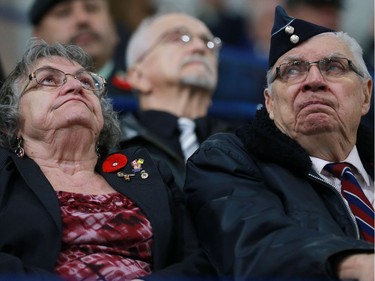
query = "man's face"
xmin=33 ymin=0 xmax=118 ymax=70
xmin=264 ymin=34 xmax=372 ymax=142
xmin=136 ymin=14 xmax=219 ymax=92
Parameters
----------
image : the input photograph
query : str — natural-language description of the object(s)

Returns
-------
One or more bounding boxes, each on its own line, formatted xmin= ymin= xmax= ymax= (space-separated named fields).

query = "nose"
xmin=189 ymin=36 xmax=210 ymax=54
xmin=301 ymin=64 xmax=327 ymax=92
xmin=72 ymin=6 xmax=91 ymax=24
xmin=63 ymin=75 xmax=84 ymax=93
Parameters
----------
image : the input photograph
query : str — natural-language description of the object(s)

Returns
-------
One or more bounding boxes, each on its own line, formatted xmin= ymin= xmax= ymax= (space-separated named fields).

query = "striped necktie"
xmin=178 ymin=117 xmax=199 ymax=162
xmin=325 ymin=163 xmax=374 ymax=243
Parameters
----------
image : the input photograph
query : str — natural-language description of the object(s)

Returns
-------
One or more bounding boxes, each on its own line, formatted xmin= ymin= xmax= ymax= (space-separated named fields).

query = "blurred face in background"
xmin=135 ymin=14 xmax=219 ymax=92
xmin=33 ymin=0 xmax=119 ymax=70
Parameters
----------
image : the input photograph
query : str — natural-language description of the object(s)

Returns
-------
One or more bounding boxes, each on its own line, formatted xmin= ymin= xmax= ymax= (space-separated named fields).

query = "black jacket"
xmin=119 ymin=111 xmax=232 ymax=188
xmin=184 ymin=108 xmax=374 ymax=281
xmin=0 ymin=146 xmax=215 ymax=281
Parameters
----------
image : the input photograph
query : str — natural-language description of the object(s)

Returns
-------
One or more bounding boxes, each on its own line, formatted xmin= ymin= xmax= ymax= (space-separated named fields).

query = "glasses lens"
xmin=75 ymin=71 xmax=100 ymax=90
xmin=35 ymin=68 xmax=65 ymax=87
xmin=163 ymin=29 xmax=189 ymax=44
xmin=279 ymin=61 xmax=308 ymax=82
xmin=319 ymin=58 xmax=348 ymax=77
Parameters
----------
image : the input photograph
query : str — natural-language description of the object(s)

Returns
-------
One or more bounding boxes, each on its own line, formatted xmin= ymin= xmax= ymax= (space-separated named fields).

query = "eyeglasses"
xmin=270 ymin=57 xmax=364 ymax=84
xmin=136 ymin=27 xmax=222 ymax=63
xmin=21 ymin=67 xmax=107 ymax=97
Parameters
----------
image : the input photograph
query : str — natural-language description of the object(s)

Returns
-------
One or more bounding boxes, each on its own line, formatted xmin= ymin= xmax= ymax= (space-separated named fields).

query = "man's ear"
xmin=264 ymin=87 xmax=274 ymax=120
xmin=361 ymin=78 xmax=373 ymax=116
xmin=126 ymin=65 xmax=152 ymax=93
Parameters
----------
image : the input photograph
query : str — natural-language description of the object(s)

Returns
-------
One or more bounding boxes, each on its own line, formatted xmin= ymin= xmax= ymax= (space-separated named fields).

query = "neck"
xmin=296 ymin=132 xmax=356 ymax=162
xmin=23 ymin=127 xmax=99 ymax=174
xmin=139 ymin=86 xmax=212 ymax=119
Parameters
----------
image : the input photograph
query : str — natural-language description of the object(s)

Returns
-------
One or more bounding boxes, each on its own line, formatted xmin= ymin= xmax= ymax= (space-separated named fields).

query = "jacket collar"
xmin=236 ymin=107 xmax=374 ymax=178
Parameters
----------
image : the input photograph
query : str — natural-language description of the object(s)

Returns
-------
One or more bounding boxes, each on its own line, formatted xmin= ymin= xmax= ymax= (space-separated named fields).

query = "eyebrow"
xmin=281 ymin=52 xmax=348 ymax=63
xmin=35 ymin=65 xmax=87 ymax=73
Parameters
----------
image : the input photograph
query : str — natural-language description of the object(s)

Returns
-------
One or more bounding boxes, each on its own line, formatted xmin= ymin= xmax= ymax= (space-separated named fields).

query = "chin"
xmin=299 ymin=122 xmax=335 ymax=135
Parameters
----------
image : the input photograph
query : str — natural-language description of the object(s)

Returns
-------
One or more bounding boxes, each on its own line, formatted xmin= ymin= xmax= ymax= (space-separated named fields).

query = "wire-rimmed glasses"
xmin=270 ymin=57 xmax=364 ymax=84
xmin=21 ymin=67 xmax=107 ymax=97
xmin=136 ymin=27 xmax=222 ymax=63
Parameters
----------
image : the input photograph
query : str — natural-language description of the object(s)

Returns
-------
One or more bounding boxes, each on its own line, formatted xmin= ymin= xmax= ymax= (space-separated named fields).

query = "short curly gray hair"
xmin=0 ymin=38 xmax=121 ymax=154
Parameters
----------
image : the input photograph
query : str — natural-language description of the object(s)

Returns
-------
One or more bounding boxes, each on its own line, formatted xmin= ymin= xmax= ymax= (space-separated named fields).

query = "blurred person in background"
xmin=28 ymin=0 xmax=130 ymax=98
xmin=119 ymin=12 xmax=233 ymax=188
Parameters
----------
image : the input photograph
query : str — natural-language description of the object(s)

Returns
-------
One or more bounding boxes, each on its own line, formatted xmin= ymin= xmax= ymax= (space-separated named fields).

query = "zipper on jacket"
xmin=308 ymin=172 xmax=361 ymax=240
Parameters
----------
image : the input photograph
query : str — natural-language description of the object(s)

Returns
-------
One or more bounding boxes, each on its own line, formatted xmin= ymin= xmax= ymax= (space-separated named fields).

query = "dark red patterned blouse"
xmin=55 ymin=191 xmax=153 ymax=281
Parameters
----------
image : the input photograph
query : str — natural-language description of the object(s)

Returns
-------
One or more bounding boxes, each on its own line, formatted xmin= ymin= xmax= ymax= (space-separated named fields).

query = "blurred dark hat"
xmin=268 ymin=5 xmax=334 ymax=67
xmin=29 ymin=0 xmax=69 ymax=26
xmin=285 ymin=0 xmax=343 ymax=9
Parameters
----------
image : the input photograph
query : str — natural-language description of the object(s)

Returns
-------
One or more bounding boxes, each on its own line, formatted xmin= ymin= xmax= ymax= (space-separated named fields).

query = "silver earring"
xmin=15 ymin=137 xmax=25 ymax=158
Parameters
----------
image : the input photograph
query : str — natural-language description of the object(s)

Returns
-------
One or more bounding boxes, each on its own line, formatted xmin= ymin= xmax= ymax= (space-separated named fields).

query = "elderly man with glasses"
xmin=183 ymin=5 xmax=374 ymax=281
xmin=119 ymin=13 xmax=233 ymax=188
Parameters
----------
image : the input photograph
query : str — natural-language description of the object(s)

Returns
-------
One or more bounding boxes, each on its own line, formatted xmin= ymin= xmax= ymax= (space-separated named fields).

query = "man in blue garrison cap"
xmin=183 ymin=5 xmax=374 ymax=281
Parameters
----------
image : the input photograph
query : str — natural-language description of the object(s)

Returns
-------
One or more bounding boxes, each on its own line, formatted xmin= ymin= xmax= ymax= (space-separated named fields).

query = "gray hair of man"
xmin=0 ymin=38 xmax=121 ymax=155
xmin=265 ymin=31 xmax=372 ymax=91
xmin=126 ymin=14 xmax=159 ymax=69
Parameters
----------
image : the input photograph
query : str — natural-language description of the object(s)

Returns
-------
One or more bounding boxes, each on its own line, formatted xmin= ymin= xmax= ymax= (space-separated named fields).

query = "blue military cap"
xmin=268 ymin=5 xmax=334 ymax=67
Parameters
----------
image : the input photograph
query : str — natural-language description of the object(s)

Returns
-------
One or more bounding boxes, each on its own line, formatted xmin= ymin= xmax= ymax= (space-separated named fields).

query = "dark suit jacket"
xmin=119 ymin=111 xmax=233 ymax=188
xmin=0 ymin=146 xmax=215 ymax=280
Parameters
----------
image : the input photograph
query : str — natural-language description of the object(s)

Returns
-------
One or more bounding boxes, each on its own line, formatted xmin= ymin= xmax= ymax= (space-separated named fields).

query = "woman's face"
xmin=18 ymin=56 xmax=104 ymax=141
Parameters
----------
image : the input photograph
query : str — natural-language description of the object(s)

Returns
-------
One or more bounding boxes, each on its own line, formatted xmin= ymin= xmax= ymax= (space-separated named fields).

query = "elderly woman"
xmin=0 ymin=39 xmax=214 ymax=281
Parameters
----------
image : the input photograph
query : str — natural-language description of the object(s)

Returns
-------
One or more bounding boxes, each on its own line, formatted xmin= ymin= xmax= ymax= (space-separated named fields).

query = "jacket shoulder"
xmin=190 ymin=132 xmax=250 ymax=170
xmin=201 ymin=132 xmax=245 ymax=151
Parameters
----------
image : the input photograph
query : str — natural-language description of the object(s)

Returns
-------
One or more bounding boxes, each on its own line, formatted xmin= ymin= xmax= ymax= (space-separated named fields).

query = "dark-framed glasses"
xmin=136 ymin=27 xmax=222 ymax=63
xmin=270 ymin=57 xmax=364 ymax=84
xmin=22 ymin=67 xmax=107 ymax=97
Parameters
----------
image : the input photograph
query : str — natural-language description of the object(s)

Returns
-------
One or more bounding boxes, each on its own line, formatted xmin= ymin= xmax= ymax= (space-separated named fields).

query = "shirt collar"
xmin=138 ymin=110 xmax=179 ymax=138
xmin=310 ymin=146 xmax=370 ymax=186
xmin=98 ymin=60 xmax=115 ymax=80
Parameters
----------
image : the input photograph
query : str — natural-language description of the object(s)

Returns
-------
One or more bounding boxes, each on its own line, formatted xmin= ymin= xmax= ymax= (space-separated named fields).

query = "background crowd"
xmin=0 ymin=0 xmax=373 ymax=280
xmin=0 ymin=0 xmax=373 ymax=128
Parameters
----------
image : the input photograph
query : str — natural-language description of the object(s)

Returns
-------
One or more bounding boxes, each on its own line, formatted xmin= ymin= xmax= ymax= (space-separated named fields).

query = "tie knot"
xmin=178 ymin=117 xmax=196 ymax=133
xmin=324 ymin=162 xmax=352 ymax=178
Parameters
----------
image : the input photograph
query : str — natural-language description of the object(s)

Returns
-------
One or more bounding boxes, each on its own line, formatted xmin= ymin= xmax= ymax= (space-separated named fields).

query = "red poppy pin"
xmin=102 ymin=153 xmax=128 ymax=173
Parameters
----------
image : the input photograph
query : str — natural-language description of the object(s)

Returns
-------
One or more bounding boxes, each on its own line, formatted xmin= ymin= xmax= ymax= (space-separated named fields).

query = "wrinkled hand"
xmin=337 ymin=253 xmax=374 ymax=281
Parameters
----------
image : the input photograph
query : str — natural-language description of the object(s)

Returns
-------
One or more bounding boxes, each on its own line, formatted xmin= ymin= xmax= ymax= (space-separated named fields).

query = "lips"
xmin=297 ymin=99 xmax=334 ymax=116
xmin=57 ymin=97 xmax=88 ymax=109
xmin=299 ymin=99 xmax=331 ymax=109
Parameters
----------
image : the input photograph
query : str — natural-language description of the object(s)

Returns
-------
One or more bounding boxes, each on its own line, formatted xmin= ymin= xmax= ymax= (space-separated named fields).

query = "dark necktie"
xmin=177 ymin=117 xmax=199 ymax=162
xmin=325 ymin=163 xmax=374 ymax=243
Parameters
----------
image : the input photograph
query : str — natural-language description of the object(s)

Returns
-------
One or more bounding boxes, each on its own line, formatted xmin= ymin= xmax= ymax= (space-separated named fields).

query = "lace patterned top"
xmin=54 ymin=191 xmax=153 ymax=281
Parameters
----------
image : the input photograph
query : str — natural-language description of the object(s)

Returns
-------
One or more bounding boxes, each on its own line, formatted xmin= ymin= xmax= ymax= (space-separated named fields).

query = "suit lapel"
xmin=12 ymin=154 xmax=62 ymax=231
xmin=98 ymin=147 xmax=173 ymax=246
